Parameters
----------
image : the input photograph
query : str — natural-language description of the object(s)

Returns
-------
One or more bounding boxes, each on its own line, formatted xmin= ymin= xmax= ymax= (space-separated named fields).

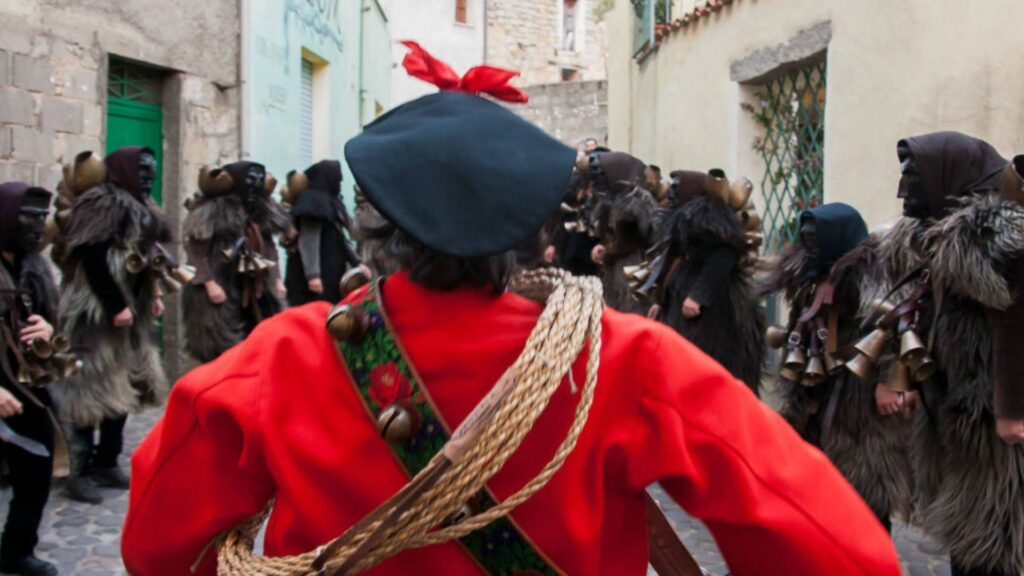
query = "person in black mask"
xmin=645 ymin=169 xmax=765 ymax=393
xmin=56 ymin=147 xmax=172 ymax=504
xmin=762 ymin=202 xmax=914 ymax=534
xmin=0 ymin=182 xmax=60 ymax=575
xmin=879 ymin=131 xmax=1024 ymax=576
xmin=182 ymin=161 xmax=292 ymax=363
xmin=284 ymin=159 xmax=360 ymax=305
xmin=545 ymin=170 xmax=599 ymax=277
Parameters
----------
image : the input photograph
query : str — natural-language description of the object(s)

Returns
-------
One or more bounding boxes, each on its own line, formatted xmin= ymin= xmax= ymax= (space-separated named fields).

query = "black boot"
xmin=64 ymin=476 xmax=102 ymax=505
xmin=0 ymin=554 xmax=58 ymax=575
xmin=90 ymin=466 xmax=129 ymax=490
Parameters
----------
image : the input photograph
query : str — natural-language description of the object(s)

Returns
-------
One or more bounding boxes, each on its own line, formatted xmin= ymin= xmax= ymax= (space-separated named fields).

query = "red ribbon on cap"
xmin=400 ymin=40 xmax=529 ymax=104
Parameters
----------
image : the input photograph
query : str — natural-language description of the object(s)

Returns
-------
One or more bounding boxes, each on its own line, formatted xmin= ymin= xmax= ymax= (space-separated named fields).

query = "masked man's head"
xmin=0 ymin=182 xmax=52 ymax=256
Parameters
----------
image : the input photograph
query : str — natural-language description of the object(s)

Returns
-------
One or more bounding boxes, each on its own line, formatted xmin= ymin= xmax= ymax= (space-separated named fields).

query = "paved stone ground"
xmin=1 ymin=408 xmax=954 ymax=575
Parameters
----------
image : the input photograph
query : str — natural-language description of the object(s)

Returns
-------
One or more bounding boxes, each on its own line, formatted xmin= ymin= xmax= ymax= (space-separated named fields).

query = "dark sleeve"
xmin=73 ymin=242 xmax=128 ymax=320
xmin=297 ymin=221 xmax=323 ymax=280
xmin=185 ymin=238 xmax=215 ymax=285
xmin=991 ymin=256 xmax=1024 ymax=419
xmin=686 ymin=245 xmax=737 ymax=307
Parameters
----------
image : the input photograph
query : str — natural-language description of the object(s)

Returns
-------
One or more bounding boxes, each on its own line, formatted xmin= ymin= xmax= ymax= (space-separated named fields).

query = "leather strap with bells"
xmin=329 ymin=279 xmax=564 ymax=575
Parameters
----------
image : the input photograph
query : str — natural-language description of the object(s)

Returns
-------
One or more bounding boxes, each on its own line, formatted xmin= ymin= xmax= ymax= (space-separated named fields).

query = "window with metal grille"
xmin=299 ymin=58 xmax=314 ymax=166
xmin=455 ymin=0 xmax=468 ymax=23
xmin=631 ymin=0 xmax=671 ymax=57
xmin=745 ymin=59 xmax=827 ymax=252
xmin=108 ymin=58 xmax=164 ymax=104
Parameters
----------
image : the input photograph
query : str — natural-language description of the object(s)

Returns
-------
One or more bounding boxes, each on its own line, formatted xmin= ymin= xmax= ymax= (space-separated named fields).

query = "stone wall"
xmin=511 ymin=80 xmax=607 ymax=146
xmin=0 ymin=0 xmax=241 ymax=379
xmin=486 ymin=0 xmax=608 ymax=86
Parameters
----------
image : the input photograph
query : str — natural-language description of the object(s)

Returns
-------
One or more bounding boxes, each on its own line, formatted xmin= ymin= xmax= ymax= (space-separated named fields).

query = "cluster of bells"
xmin=622 ymin=170 xmax=763 ymax=300
xmin=17 ymin=334 xmax=82 ymax=387
xmin=766 ymin=300 xmax=937 ymax=390
xmin=125 ymin=244 xmax=197 ymax=296
xmin=219 ymin=239 xmax=277 ymax=277
xmin=323 ymin=265 xmax=422 ymax=444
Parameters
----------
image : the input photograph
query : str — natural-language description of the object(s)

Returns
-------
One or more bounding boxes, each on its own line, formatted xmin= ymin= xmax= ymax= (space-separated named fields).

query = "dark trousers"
xmin=951 ymin=560 xmax=1017 ymax=576
xmin=0 ymin=387 xmax=54 ymax=561
xmin=71 ymin=414 xmax=127 ymax=473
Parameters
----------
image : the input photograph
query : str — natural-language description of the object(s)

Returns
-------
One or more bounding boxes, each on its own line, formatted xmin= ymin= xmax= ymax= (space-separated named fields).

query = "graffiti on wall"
xmin=283 ymin=0 xmax=344 ymax=72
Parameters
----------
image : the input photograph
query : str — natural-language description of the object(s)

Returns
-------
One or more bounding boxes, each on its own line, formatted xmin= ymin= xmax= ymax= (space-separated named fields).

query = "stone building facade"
xmin=513 ymin=80 xmax=607 ymax=146
xmin=0 ymin=0 xmax=241 ymax=378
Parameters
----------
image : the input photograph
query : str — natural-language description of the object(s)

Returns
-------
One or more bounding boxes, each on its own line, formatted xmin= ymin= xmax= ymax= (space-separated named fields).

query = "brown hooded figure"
xmin=648 ymin=169 xmax=765 ymax=393
xmin=181 ymin=161 xmax=292 ymax=363
xmin=880 ymin=131 xmax=1024 ymax=575
xmin=581 ymin=151 xmax=661 ymax=314
xmin=56 ymin=146 xmax=172 ymax=504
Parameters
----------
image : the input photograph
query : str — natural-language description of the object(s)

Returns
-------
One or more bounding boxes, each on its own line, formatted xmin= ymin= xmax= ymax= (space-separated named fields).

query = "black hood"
xmin=0 ymin=182 xmax=51 ymax=253
xmin=105 ymin=146 xmax=154 ymax=199
xmin=800 ymin=202 xmax=868 ymax=276
xmin=305 ymin=159 xmax=342 ymax=197
xmin=899 ymin=131 xmax=1007 ymax=217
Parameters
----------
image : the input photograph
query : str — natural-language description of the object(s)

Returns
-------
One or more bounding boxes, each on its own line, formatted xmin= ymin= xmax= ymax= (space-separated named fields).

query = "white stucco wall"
xmin=608 ymin=0 xmax=1024 ymax=227
xmin=387 ymin=0 xmax=486 ymax=106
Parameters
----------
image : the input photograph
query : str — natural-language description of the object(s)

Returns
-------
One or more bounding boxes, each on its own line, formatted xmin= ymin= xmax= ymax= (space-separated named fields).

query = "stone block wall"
xmin=486 ymin=0 xmax=608 ymax=86
xmin=511 ymin=80 xmax=607 ymax=146
xmin=0 ymin=1 xmax=241 ymax=379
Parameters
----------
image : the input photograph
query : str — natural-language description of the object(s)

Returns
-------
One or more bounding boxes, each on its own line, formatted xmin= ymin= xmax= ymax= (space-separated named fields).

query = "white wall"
xmin=387 ymin=0 xmax=486 ymax=106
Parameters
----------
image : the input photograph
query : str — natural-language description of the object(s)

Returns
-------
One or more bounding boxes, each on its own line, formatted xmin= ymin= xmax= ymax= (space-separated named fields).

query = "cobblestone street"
xmin=0 ymin=407 xmax=953 ymax=575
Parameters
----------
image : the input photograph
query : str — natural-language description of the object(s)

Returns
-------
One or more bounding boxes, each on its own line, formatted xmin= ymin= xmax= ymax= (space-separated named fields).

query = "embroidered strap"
xmin=336 ymin=281 xmax=561 ymax=575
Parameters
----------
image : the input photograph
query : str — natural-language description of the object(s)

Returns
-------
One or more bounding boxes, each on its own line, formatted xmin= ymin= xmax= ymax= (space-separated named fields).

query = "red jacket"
xmin=122 ymin=272 xmax=900 ymax=575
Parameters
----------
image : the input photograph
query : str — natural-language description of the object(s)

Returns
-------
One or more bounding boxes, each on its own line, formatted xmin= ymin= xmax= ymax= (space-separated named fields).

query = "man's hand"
xmin=113 ymin=307 xmax=134 ymax=327
xmin=875 ymin=383 xmax=919 ymax=417
xmin=0 ymin=388 xmax=23 ymax=418
xmin=646 ymin=304 xmax=661 ymax=320
xmin=308 ymin=278 xmax=324 ymax=295
xmin=996 ymin=418 xmax=1024 ymax=445
xmin=275 ymin=278 xmax=287 ymax=299
xmin=543 ymin=245 xmax=556 ymax=264
xmin=205 ymin=280 xmax=227 ymax=305
xmin=19 ymin=315 xmax=54 ymax=345
xmin=590 ymin=244 xmax=606 ymax=265
xmin=681 ymin=298 xmax=702 ymax=319
xmin=151 ymin=297 xmax=165 ymax=318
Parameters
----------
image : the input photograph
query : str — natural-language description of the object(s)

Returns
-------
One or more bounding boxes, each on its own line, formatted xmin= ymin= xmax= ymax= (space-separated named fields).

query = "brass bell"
xmin=728 ymin=177 xmax=754 ymax=211
xmin=868 ymin=298 xmax=896 ymax=320
xmin=170 ymin=264 xmax=197 ymax=285
xmin=765 ymin=326 xmax=788 ymax=349
xmin=746 ymin=232 xmax=764 ymax=250
xmin=376 ymin=404 xmax=413 ymax=443
xmin=853 ymin=327 xmax=890 ymax=362
xmin=326 ymin=304 xmax=370 ymax=343
xmin=625 ymin=266 xmax=650 ymax=284
xmin=51 ymin=335 xmax=69 ymax=353
xmin=29 ymin=338 xmax=54 ymax=360
xmin=783 ymin=346 xmax=807 ymax=371
xmin=823 ymin=351 xmax=844 ymax=375
xmin=622 ymin=264 xmax=642 ymax=278
xmin=16 ymin=365 xmax=31 ymax=385
xmin=150 ymin=251 xmax=168 ymax=271
xmin=899 ymin=329 xmax=927 ymax=364
xmin=801 ymin=356 xmax=827 ymax=387
xmin=339 ymin=265 xmax=372 ymax=299
xmin=887 ymin=361 xmax=911 ymax=393
xmin=739 ymin=209 xmax=761 ymax=233
xmin=845 ymin=352 xmax=875 ymax=379
xmin=159 ymin=274 xmax=182 ymax=295
xmin=559 ymin=202 xmax=579 ymax=214
xmin=779 ymin=364 xmax=802 ymax=382
xmin=125 ymin=252 xmax=147 ymax=274
xmin=907 ymin=354 xmax=937 ymax=383
xmin=704 ymin=169 xmax=731 ymax=205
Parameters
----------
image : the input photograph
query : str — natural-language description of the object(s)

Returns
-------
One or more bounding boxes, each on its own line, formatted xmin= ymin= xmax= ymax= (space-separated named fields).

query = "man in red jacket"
xmin=122 ymin=44 xmax=900 ymax=575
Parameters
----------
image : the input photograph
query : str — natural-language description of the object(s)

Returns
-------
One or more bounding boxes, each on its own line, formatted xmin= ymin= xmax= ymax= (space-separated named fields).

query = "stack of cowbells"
xmin=283 ymin=160 xmax=360 ymax=305
xmin=53 ymin=147 xmax=170 ymax=430
xmin=642 ymin=169 xmax=765 ymax=393
xmin=763 ymin=203 xmax=912 ymax=527
xmin=581 ymin=151 xmax=660 ymax=314
xmin=182 ymin=162 xmax=292 ymax=363
xmin=879 ymin=132 xmax=1024 ymax=575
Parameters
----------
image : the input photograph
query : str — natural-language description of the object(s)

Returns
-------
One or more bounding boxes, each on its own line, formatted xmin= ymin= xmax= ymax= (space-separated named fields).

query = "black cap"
xmin=344 ymin=92 xmax=576 ymax=258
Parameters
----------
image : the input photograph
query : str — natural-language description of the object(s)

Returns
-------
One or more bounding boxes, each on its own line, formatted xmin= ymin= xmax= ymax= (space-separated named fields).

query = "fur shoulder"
xmin=877 ymin=216 xmax=926 ymax=282
xmin=65 ymin=185 xmax=134 ymax=248
xmin=925 ymin=193 xmax=1024 ymax=309
xmin=183 ymin=195 xmax=246 ymax=242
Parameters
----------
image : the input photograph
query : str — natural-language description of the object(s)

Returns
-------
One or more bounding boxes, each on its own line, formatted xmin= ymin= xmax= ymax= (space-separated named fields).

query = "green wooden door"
xmin=105 ymin=98 xmax=163 ymax=204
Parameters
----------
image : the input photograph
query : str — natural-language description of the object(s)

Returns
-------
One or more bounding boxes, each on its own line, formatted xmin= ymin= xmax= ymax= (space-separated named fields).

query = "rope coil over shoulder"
xmin=215 ymin=268 xmax=604 ymax=575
